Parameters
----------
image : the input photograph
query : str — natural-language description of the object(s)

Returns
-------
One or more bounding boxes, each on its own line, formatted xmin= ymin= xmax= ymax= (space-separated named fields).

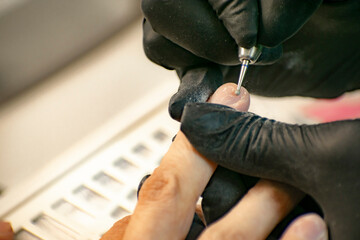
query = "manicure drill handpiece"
xmin=235 ymin=45 xmax=263 ymax=95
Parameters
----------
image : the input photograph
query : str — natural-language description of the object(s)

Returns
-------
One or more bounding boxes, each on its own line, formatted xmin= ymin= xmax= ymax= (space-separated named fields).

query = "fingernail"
xmin=137 ymin=174 xmax=151 ymax=199
xmin=293 ymin=214 xmax=328 ymax=240
xmin=208 ymin=84 xmax=250 ymax=112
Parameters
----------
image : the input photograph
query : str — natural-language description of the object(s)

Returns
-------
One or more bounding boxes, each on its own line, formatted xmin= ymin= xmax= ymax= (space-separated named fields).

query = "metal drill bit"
xmin=235 ymin=45 xmax=263 ymax=95
xmin=235 ymin=59 xmax=249 ymax=95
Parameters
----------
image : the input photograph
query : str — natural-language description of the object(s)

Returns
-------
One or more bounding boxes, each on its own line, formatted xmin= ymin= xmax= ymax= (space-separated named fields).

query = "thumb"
xmin=180 ymin=103 xmax=359 ymax=192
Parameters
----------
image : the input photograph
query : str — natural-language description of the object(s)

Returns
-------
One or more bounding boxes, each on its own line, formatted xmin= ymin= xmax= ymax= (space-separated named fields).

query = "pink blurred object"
xmin=302 ymin=94 xmax=360 ymax=123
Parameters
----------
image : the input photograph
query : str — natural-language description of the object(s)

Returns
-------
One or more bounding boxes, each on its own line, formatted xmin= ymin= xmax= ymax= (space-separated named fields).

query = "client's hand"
xmin=0 ymin=221 xmax=13 ymax=240
xmin=101 ymin=84 xmax=327 ymax=240
xmin=102 ymin=213 xmax=326 ymax=240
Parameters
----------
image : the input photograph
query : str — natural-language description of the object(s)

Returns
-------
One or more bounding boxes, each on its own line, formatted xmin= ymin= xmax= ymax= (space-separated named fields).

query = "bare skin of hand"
xmin=101 ymin=83 xmax=327 ymax=240
xmin=0 ymin=222 xmax=13 ymax=240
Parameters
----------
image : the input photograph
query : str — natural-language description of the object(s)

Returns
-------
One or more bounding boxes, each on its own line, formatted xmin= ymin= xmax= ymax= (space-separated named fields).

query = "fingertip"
xmin=169 ymin=65 xmax=223 ymax=121
xmin=169 ymin=96 xmax=187 ymax=121
xmin=281 ymin=213 xmax=328 ymax=240
xmin=208 ymin=83 xmax=250 ymax=112
xmin=101 ymin=216 xmax=132 ymax=240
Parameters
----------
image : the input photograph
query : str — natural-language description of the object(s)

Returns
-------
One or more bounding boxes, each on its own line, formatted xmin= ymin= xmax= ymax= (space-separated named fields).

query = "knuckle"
xmin=142 ymin=20 xmax=160 ymax=49
xmin=138 ymin=167 xmax=180 ymax=204
xmin=143 ymin=19 xmax=181 ymax=70
xmin=143 ymin=31 xmax=161 ymax=58
xmin=258 ymin=35 xmax=282 ymax=48
xmin=142 ymin=21 xmax=174 ymax=69
xmin=141 ymin=0 xmax=175 ymax=20
xmin=236 ymin=29 xmax=257 ymax=48
xmin=140 ymin=0 xmax=155 ymax=17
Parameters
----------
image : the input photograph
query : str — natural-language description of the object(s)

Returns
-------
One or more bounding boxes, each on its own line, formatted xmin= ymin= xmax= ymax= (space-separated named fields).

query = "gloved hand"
xmin=141 ymin=0 xmax=360 ymax=239
xmin=186 ymin=166 xmax=324 ymax=240
xmin=180 ymin=104 xmax=360 ymax=240
xmin=142 ymin=0 xmax=360 ymax=120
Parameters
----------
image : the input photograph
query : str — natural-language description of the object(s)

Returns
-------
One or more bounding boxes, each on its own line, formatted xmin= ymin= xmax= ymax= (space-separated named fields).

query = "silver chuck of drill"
xmin=235 ymin=45 xmax=263 ymax=95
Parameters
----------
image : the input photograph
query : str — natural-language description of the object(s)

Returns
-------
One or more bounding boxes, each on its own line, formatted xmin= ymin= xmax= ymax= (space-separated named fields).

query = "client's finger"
xmin=100 ymin=216 xmax=131 ymax=240
xmin=186 ymin=214 xmax=206 ymax=240
xmin=198 ymin=180 xmax=304 ymax=240
xmin=0 ymin=222 xmax=14 ymax=240
xmin=207 ymin=84 xmax=250 ymax=111
xmin=122 ymin=83 xmax=250 ymax=240
xmin=280 ymin=214 xmax=328 ymax=240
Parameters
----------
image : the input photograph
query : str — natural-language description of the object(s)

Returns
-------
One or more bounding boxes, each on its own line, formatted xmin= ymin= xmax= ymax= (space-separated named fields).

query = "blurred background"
xmin=0 ymin=1 xmax=181 ymax=238
xmin=0 ymin=0 xmax=178 ymax=191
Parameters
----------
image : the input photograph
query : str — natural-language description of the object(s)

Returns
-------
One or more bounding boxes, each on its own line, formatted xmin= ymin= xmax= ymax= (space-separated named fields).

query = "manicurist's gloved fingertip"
xmin=169 ymin=66 xmax=223 ymax=121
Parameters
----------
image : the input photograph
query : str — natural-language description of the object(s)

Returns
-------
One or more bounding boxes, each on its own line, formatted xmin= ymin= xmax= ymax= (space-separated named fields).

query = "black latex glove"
xmin=141 ymin=0 xmax=360 ymax=239
xmin=142 ymin=0 xmax=360 ymax=120
xmin=180 ymin=104 xmax=360 ymax=239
